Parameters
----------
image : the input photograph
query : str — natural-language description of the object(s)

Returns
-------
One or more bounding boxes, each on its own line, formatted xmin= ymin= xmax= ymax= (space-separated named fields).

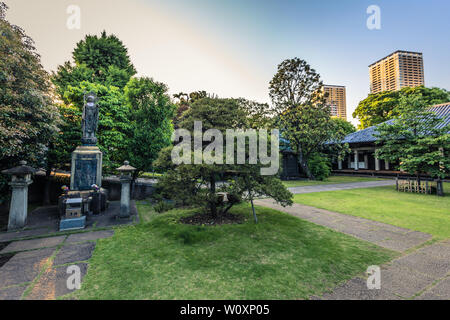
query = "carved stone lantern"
xmin=116 ymin=161 xmax=136 ymax=218
xmin=1 ymin=161 xmax=36 ymax=230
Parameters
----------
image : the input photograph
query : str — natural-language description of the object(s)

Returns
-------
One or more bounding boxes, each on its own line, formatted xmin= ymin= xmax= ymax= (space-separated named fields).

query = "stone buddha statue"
xmin=81 ymin=93 xmax=99 ymax=146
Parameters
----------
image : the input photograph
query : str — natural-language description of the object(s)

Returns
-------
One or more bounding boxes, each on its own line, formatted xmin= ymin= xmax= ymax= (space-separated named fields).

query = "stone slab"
xmin=416 ymin=243 xmax=450 ymax=261
xmin=428 ymin=278 xmax=450 ymax=299
xmin=53 ymin=242 xmax=96 ymax=266
xmin=380 ymin=265 xmax=435 ymax=298
xmin=0 ymin=248 xmax=55 ymax=288
xmin=59 ymin=216 xmax=86 ymax=232
xmin=392 ymin=252 xmax=450 ymax=279
xmin=1 ymin=202 xmax=135 ymax=243
xmin=65 ymin=230 xmax=114 ymax=243
xmin=0 ymin=236 xmax=66 ymax=254
xmin=414 ymin=291 xmax=447 ymax=300
xmin=320 ymin=278 xmax=401 ymax=300
xmin=0 ymin=285 xmax=27 ymax=300
xmin=375 ymin=236 xmax=429 ymax=252
xmin=0 ymin=227 xmax=54 ymax=243
xmin=26 ymin=263 xmax=88 ymax=300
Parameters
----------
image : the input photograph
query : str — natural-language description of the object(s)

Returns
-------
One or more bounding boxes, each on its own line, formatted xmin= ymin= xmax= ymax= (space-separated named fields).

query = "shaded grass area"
xmin=293 ymin=184 xmax=450 ymax=239
xmin=72 ymin=204 xmax=396 ymax=300
xmin=282 ymin=175 xmax=387 ymax=188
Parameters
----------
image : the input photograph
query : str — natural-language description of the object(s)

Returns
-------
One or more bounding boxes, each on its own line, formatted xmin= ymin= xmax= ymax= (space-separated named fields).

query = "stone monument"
xmin=60 ymin=92 xmax=107 ymax=231
xmin=70 ymin=93 xmax=103 ymax=191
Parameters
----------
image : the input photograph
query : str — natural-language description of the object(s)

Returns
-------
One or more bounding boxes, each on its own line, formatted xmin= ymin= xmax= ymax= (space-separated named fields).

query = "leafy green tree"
xmin=330 ymin=118 xmax=356 ymax=136
xmin=269 ymin=58 xmax=336 ymax=180
xmin=307 ymin=153 xmax=331 ymax=181
xmin=280 ymin=104 xmax=334 ymax=179
xmin=172 ymin=90 xmax=211 ymax=129
xmin=50 ymin=31 xmax=138 ymax=173
xmin=353 ymin=86 xmax=450 ymax=129
xmin=52 ymin=31 xmax=136 ymax=98
xmin=237 ymin=98 xmax=275 ymax=130
xmin=375 ymin=95 xmax=450 ymax=196
xmin=269 ymin=57 xmax=324 ymax=113
xmin=155 ymin=98 xmax=292 ymax=219
xmin=124 ymin=77 xmax=176 ymax=179
xmin=0 ymin=3 xmax=60 ymax=200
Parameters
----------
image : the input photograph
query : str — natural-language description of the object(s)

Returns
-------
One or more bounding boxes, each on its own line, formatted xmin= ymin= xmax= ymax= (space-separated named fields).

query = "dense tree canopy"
xmin=155 ymin=98 xmax=292 ymax=218
xmin=0 ymin=3 xmax=60 ymax=199
xmin=376 ymin=95 xmax=450 ymax=195
xmin=269 ymin=58 xmax=324 ymax=112
xmin=52 ymin=31 xmax=136 ymax=99
xmin=124 ymin=77 xmax=176 ymax=178
xmin=50 ymin=31 xmax=174 ymax=177
xmin=353 ymin=86 xmax=450 ymax=129
xmin=269 ymin=58 xmax=341 ymax=180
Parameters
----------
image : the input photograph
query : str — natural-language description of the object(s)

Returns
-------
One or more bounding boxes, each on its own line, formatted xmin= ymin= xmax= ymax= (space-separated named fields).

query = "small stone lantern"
xmin=1 ymin=161 xmax=36 ymax=230
xmin=116 ymin=161 xmax=136 ymax=218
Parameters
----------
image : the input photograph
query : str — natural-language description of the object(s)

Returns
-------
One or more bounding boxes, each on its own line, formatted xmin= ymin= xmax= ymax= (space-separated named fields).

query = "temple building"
xmin=332 ymin=103 xmax=450 ymax=175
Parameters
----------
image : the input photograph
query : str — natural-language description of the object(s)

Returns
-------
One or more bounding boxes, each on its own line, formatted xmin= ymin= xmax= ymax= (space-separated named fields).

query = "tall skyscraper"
xmin=323 ymin=85 xmax=347 ymax=119
xmin=369 ymin=50 xmax=424 ymax=94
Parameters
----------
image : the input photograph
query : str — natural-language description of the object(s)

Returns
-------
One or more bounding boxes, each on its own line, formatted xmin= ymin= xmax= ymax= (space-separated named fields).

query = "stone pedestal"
xmin=8 ymin=179 xmax=32 ymax=231
xmin=119 ymin=176 xmax=132 ymax=218
xmin=70 ymin=146 xmax=102 ymax=191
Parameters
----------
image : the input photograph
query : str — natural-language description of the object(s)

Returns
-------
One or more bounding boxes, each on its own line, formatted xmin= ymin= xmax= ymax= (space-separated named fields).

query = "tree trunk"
xmin=43 ymin=167 xmax=52 ymax=206
xmin=209 ymin=175 xmax=217 ymax=217
xmin=298 ymin=149 xmax=315 ymax=180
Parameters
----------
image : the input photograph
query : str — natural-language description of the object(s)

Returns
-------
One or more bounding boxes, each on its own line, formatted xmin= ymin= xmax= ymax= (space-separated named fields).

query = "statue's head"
xmin=86 ymin=95 xmax=95 ymax=103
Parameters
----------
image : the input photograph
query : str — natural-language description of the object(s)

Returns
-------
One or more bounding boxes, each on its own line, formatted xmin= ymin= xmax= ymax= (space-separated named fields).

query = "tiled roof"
xmin=342 ymin=103 xmax=450 ymax=144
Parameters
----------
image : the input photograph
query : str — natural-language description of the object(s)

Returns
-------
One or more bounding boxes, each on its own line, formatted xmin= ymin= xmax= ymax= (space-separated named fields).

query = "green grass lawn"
xmin=282 ymin=175 xmax=387 ymax=188
xmin=71 ymin=203 xmax=396 ymax=300
xmin=293 ymin=184 xmax=450 ymax=239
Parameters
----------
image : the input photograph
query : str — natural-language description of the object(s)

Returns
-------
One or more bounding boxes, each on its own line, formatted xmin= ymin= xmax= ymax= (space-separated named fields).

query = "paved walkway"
xmin=0 ymin=230 xmax=114 ymax=300
xmin=287 ymin=180 xmax=395 ymax=194
xmin=255 ymin=199 xmax=449 ymax=300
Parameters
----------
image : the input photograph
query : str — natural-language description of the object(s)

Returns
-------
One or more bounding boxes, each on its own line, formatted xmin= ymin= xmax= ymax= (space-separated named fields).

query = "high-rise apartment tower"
xmin=369 ymin=50 xmax=424 ymax=94
xmin=323 ymin=85 xmax=347 ymax=119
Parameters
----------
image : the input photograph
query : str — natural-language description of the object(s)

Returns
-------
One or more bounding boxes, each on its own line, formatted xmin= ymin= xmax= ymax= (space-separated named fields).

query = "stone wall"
xmin=27 ymin=173 xmax=156 ymax=205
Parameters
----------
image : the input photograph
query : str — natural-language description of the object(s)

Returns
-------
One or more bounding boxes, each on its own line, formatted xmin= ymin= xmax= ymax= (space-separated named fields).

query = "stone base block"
xmin=59 ymin=216 xmax=86 ymax=232
xmin=70 ymin=146 xmax=103 ymax=191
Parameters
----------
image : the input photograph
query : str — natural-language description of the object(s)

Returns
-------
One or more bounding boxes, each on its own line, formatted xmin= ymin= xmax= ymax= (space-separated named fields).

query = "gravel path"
xmin=287 ymin=180 xmax=396 ymax=194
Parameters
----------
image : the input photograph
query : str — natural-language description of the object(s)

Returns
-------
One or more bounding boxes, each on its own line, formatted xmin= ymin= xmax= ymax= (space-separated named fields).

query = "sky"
xmin=4 ymin=0 xmax=450 ymax=126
